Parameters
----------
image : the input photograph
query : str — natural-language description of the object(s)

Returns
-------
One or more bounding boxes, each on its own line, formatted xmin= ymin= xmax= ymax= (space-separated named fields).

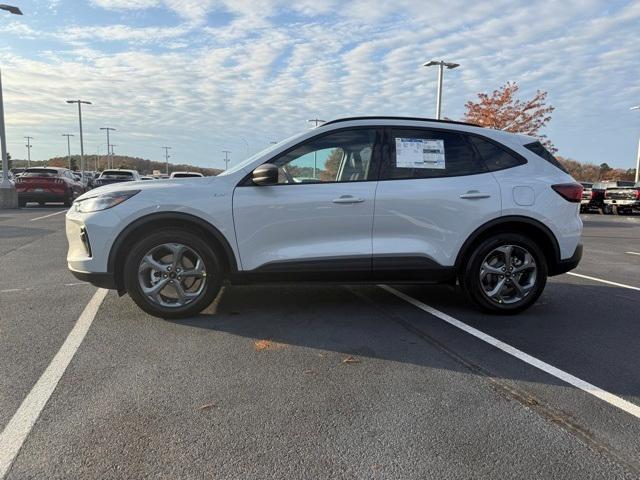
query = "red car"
xmin=16 ymin=167 xmax=84 ymax=207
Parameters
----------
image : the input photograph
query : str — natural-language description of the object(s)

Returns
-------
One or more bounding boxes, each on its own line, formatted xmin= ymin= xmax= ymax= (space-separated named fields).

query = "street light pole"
xmin=0 ymin=5 xmax=23 ymax=209
xmin=66 ymin=100 xmax=91 ymax=175
xmin=307 ymin=119 xmax=326 ymax=178
xmin=24 ymin=136 xmax=33 ymax=168
xmin=100 ymin=127 xmax=115 ymax=170
xmin=423 ymin=60 xmax=460 ymax=119
xmin=222 ymin=150 xmax=230 ymax=170
xmin=632 ymin=106 xmax=640 ymax=183
xmin=162 ymin=146 xmax=171 ymax=174
xmin=109 ymin=144 xmax=116 ymax=168
xmin=62 ymin=134 xmax=74 ymax=169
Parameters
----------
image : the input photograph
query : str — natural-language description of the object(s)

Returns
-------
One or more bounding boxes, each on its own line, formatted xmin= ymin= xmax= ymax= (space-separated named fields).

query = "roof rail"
xmin=321 ymin=116 xmax=481 ymax=128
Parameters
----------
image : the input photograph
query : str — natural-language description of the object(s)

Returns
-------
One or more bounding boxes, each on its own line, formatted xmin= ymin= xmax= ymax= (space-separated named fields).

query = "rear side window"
xmin=383 ymin=129 xmax=486 ymax=179
xmin=469 ymin=136 xmax=526 ymax=171
xmin=524 ymin=141 xmax=568 ymax=173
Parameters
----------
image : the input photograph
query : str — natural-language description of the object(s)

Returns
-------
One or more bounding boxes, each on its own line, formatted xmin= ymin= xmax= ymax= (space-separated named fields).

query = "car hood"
xmin=75 ymin=176 xmax=219 ymax=202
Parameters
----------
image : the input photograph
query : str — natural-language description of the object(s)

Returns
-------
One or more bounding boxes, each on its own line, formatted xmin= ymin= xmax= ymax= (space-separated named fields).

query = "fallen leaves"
xmin=253 ymin=339 xmax=287 ymax=351
xmin=341 ymin=356 xmax=361 ymax=365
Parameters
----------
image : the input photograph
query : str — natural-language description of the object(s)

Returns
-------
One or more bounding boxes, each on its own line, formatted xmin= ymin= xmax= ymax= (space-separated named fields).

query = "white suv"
xmin=66 ymin=117 xmax=583 ymax=318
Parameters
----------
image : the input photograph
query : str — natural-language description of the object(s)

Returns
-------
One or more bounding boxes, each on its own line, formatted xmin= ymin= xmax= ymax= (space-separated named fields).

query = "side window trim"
xmin=238 ymin=126 xmax=384 ymax=187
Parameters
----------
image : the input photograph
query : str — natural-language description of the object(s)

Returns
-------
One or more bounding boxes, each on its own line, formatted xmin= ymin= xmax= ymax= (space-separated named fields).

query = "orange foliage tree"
xmin=463 ymin=82 xmax=556 ymax=152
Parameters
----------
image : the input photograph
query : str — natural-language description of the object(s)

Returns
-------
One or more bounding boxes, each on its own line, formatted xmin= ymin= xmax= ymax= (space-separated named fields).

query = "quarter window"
xmin=469 ymin=136 xmax=526 ymax=171
xmin=384 ymin=129 xmax=486 ymax=179
xmin=272 ymin=129 xmax=378 ymax=184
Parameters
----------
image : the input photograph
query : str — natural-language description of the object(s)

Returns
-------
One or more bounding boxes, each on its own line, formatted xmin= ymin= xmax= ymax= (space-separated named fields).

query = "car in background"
xmin=604 ymin=182 xmax=640 ymax=214
xmin=140 ymin=176 xmax=156 ymax=181
xmin=170 ymin=171 xmax=204 ymax=178
xmin=10 ymin=167 xmax=25 ymax=178
xmin=579 ymin=182 xmax=593 ymax=213
xmin=94 ymin=169 xmax=140 ymax=187
xmin=588 ymin=181 xmax=636 ymax=213
xmin=0 ymin=170 xmax=15 ymax=183
xmin=15 ymin=167 xmax=84 ymax=207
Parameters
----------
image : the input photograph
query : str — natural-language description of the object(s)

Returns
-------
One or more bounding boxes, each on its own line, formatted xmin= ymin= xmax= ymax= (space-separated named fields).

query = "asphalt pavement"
xmin=1 ymin=207 xmax=639 ymax=479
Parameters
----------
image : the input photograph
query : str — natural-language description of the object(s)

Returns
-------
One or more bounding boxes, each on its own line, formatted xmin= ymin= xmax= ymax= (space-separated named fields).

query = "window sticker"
xmin=395 ymin=138 xmax=446 ymax=169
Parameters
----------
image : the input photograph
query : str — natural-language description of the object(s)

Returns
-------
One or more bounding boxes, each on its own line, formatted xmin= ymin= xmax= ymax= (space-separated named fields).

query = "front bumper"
xmin=549 ymin=243 xmax=582 ymax=276
xmin=70 ymin=269 xmax=117 ymax=289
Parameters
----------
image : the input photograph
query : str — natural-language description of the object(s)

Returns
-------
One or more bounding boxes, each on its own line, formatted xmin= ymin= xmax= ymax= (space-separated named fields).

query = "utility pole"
xmin=109 ymin=144 xmax=116 ymax=168
xmin=307 ymin=119 xmax=326 ymax=178
xmin=62 ymin=134 xmax=74 ymax=169
xmin=222 ymin=150 xmax=231 ymax=170
xmin=66 ymin=100 xmax=91 ymax=175
xmin=632 ymin=106 xmax=640 ymax=183
xmin=162 ymin=146 xmax=171 ymax=174
xmin=423 ymin=60 xmax=459 ymax=120
xmin=100 ymin=127 xmax=115 ymax=170
xmin=24 ymin=136 xmax=33 ymax=167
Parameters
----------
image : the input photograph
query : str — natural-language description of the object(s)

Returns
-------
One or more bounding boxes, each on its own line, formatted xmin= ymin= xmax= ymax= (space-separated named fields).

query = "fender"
xmin=107 ymin=212 xmax=238 ymax=276
xmin=454 ymin=215 xmax=561 ymax=270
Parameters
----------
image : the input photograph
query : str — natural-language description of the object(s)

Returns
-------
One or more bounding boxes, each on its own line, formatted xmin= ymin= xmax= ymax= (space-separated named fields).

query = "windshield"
xmin=22 ymin=168 xmax=59 ymax=177
xmin=100 ymin=171 xmax=134 ymax=179
xmin=218 ymin=131 xmax=306 ymax=176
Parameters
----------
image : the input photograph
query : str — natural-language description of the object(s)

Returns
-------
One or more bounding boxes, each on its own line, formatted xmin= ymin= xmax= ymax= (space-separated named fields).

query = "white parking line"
xmin=625 ymin=251 xmax=640 ymax=256
xmin=0 ymin=288 xmax=108 ymax=479
xmin=566 ymin=272 xmax=640 ymax=292
xmin=379 ymin=285 xmax=640 ymax=420
xmin=29 ymin=210 xmax=66 ymax=222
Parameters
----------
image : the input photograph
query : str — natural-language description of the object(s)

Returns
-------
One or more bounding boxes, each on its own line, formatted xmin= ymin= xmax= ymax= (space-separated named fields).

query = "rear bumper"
xmin=18 ymin=191 xmax=66 ymax=202
xmin=70 ymin=269 xmax=117 ymax=289
xmin=604 ymin=200 xmax=640 ymax=208
xmin=549 ymin=243 xmax=582 ymax=276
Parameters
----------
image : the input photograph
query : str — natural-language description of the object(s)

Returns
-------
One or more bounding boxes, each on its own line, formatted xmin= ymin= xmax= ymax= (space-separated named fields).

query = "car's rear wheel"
xmin=461 ymin=234 xmax=547 ymax=314
xmin=124 ymin=229 xmax=223 ymax=319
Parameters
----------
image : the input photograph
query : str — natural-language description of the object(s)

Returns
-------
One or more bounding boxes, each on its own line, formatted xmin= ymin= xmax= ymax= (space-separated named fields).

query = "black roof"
xmin=322 ymin=116 xmax=480 ymax=128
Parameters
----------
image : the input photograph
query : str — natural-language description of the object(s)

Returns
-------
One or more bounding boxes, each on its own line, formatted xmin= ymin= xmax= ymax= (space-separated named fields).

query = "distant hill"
xmin=15 ymin=154 xmax=223 ymax=176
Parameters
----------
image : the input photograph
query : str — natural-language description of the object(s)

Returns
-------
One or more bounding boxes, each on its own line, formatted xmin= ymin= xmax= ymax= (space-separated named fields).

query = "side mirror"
xmin=252 ymin=163 xmax=278 ymax=186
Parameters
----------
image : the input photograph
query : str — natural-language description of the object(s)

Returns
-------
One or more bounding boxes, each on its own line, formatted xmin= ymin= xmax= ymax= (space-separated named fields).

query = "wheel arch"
xmin=108 ymin=212 xmax=238 ymax=294
xmin=455 ymin=216 xmax=561 ymax=276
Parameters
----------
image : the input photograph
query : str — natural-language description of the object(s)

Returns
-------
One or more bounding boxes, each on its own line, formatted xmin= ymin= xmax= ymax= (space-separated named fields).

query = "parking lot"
xmin=0 ymin=208 xmax=639 ymax=479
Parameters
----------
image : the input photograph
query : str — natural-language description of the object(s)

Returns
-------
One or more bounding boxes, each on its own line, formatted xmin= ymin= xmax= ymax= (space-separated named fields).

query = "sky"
xmin=0 ymin=0 xmax=639 ymax=170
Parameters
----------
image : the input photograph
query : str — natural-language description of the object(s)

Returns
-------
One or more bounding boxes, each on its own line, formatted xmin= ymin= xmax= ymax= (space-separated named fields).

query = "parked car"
xmin=139 ymin=176 xmax=156 ymax=181
xmin=66 ymin=116 xmax=583 ymax=319
xmin=591 ymin=181 xmax=636 ymax=213
xmin=94 ymin=169 xmax=140 ymax=187
xmin=579 ymin=181 xmax=593 ymax=213
xmin=170 ymin=171 xmax=204 ymax=178
xmin=16 ymin=167 xmax=84 ymax=207
xmin=0 ymin=170 xmax=15 ymax=183
xmin=10 ymin=167 xmax=25 ymax=178
xmin=604 ymin=182 xmax=640 ymax=214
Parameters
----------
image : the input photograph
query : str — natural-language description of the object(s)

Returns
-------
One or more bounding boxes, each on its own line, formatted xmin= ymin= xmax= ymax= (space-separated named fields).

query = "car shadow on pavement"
xmin=167 ymin=281 xmax=640 ymax=399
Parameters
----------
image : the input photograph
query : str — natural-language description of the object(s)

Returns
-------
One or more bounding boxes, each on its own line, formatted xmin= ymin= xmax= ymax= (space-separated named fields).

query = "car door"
xmin=372 ymin=127 xmax=502 ymax=280
xmin=233 ymin=128 xmax=381 ymax=278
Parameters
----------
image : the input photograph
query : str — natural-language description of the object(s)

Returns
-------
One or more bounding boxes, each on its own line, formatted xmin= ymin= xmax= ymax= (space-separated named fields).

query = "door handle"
xmin=459 ymin=190 xmax=491 ymax=199
xmin=332 ymin=195 xmax=365 ymax=204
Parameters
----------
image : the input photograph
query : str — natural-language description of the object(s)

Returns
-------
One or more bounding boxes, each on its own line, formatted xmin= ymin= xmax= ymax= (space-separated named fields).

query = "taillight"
xmin=552 ymin=183 xmax=583 ymax=203
xmin=590 ymin=189 xmax=595 ymax=199
xmin=636 ymin=190 xmax=640 ymax=200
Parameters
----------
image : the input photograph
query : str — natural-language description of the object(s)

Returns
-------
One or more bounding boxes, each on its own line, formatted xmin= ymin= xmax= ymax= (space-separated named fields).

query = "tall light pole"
xmin=632 ymin=106 xmax=640 ymax=183
xmin=423 ymin=60 xmax=459 ymax=120
xmin=162 ymin=146 xmax=171 ymax=174
xmin=222 ymin=150 xmax=231 ymax=170
xmin=62 ymin=134 xmax=74 ymax=169
xmin=24 ymin=136 xmax=33 ymax=167
xmin=109 ymin=144 xmax=116 ymax=168
xmin=66 ymin=99 xmax=91 ymax=175
xmin=0 ymin=5 xmax=23 ymax=209
xmin=100 ymin=127 xmax=115 ymax=170
xmin=307 ymin=119 xmax=326 ymax=178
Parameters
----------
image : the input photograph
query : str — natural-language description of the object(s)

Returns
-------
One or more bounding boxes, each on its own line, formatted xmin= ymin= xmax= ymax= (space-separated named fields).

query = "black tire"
xmin=460 ymin=233 xmax=547 ymax=315
xmin=123 ymin=228 xmax=223 ymax=319
xmin=63 ymin=190 xmax=73 ymax=207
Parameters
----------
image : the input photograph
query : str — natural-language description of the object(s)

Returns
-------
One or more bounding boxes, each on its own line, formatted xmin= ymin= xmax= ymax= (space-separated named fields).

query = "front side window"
xmin=272 ymin=129 xmax=378 ymax=184
xmin=383 ymin=129 xmax=486 ymax=180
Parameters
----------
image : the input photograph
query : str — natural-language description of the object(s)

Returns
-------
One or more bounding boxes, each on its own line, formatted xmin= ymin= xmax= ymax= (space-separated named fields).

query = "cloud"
xmin=1 ymin=1 xmax=639 ymax=168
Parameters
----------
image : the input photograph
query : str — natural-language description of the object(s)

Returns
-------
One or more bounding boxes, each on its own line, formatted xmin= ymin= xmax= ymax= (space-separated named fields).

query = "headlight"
xmin=74 ymin=190 xmax=140 ymax=213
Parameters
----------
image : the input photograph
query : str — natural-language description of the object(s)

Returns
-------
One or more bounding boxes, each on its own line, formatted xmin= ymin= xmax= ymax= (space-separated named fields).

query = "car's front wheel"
xmin=123 ymin=229 xmax=223 ymax=319
xmin=461 ymin=234 xmax=547 ymax=314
